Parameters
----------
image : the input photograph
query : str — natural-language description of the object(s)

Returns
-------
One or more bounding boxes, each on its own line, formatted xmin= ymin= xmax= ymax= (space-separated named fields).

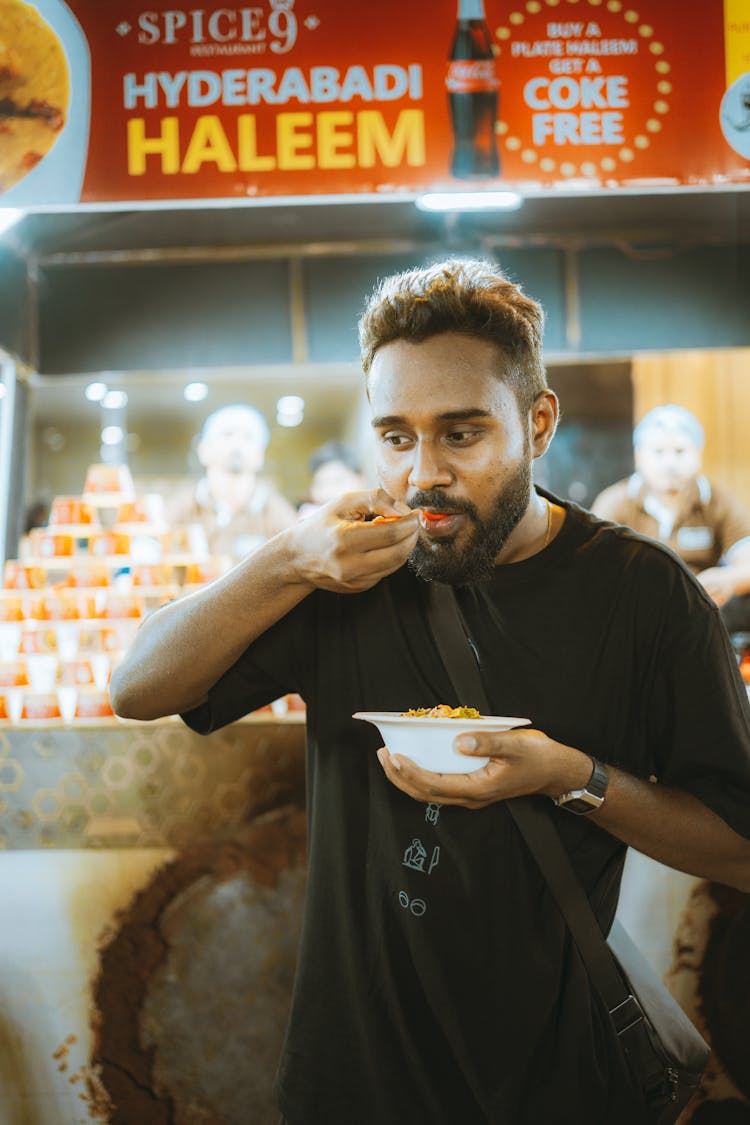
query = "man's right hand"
xmin=287 ymin=489 xmax=420 ymax=594
xmin=111 ymin=490 xmax=419 ymax=721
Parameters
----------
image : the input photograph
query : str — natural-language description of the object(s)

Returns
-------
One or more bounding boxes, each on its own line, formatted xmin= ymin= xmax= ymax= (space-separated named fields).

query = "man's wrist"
xmin=552 ymin=756 xmax=610 ymax=815
xmin=274 ymin=526 xmax=318 ymax=595
xmin=541 ymin=744 xmax=596 ymax=799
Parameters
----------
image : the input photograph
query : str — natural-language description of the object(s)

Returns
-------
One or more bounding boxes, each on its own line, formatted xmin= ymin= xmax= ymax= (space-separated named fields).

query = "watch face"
xmin=554 ymin=759 xmax=608 ymax=814
xmin=561 ymin=796 xmax=597 ymax=815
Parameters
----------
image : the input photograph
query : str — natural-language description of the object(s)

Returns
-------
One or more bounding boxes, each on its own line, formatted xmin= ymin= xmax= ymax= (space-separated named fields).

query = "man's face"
xmin=635 ymin=427 xmax=702 ymax=497
xmin=198 ymin=409 xmax=266 ymax=475
xmin=369 ymin=333 xmax=535 ymax=585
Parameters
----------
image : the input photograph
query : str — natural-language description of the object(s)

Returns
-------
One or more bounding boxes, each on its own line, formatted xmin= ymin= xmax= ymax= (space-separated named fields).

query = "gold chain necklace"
xmin=543 ymin=499 xmax=553 ymax=549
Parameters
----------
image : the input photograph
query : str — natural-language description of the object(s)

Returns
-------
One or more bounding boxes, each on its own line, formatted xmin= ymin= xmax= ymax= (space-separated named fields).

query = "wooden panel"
xmin=631 ymin=349 xmax=750 ymax=508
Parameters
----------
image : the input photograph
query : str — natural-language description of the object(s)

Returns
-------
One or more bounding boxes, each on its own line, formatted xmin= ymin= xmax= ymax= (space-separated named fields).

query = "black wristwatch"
xmin=553 ymin=757 xmax=609 ymax=815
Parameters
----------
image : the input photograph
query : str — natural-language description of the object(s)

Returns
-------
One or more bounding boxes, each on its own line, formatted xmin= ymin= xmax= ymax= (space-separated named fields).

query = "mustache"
xmin=408 ymin=491 xmax=479 ymax=520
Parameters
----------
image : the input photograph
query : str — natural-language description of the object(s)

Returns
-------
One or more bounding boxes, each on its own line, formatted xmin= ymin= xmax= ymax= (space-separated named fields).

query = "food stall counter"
xmin=0 ymin=712 xmax=306 ymax=851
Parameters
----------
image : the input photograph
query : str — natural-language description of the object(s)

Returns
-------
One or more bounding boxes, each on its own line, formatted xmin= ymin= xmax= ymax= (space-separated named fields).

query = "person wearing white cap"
xmin=592 ymin=404 xmax=750 ymax=618
xmin=167 ymin=404 xmax=297 ymax=561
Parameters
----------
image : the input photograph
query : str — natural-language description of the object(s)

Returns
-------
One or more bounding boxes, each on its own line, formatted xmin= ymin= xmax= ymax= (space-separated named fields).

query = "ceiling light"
xmin=415 ymin=191 xmax=524 ymax=212
xmin=184 ymin=381 xmax=208 ymax=402
xmin=0 ymin=209 xmax=23 ymax=237
xmin=102 ymin=390 xmax=128 ymax=409
xmin=101 ymin=425 xmax=125 ymax=445
xmin=276 ymin=411 xmax=303 ymax=428
xmin=85 ymin=381 xmax=108 ymax=402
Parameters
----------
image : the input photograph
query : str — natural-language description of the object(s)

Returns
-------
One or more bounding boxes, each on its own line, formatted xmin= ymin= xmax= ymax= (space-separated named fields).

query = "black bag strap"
xmin=425 ymin=580 xmax=640 ymax=1030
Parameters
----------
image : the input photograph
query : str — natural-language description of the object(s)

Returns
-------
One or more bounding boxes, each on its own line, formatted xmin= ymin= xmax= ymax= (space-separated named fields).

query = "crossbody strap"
xmin=425 ymin=580 xmax=638 ymax=1029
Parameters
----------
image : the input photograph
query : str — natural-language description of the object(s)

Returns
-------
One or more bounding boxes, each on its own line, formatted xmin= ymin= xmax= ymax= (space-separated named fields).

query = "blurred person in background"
xmin=168 ymin=404 xmax=297 ymax=561
xmin=297 ymin=440 xmax=368 ymax=519
xmin=592 ymin=404 xmax=750 ymax=631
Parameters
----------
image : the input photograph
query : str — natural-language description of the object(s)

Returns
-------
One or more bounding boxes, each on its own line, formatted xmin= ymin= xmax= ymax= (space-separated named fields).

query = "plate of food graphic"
xmin=0 ymin=0 xmax=70 ymax=193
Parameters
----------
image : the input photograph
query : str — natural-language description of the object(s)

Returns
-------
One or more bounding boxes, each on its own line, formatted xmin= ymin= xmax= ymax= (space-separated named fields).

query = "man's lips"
xmin=369 ymin=509 xmax=466 ymax=535
xmin=418 ymin=510 xmax=464 ymax=535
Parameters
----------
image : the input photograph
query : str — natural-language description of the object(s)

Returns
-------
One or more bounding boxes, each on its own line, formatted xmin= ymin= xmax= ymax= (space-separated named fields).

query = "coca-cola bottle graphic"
xmin=446 ymin=0 xmax=500 ymax=179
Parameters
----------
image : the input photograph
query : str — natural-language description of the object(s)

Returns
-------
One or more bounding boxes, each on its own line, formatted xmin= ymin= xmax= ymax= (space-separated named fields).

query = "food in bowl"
xmin=353 ymin=709 xmax=531 ymax=774
xmin=402 ymin=704 xmax=481 ymax=719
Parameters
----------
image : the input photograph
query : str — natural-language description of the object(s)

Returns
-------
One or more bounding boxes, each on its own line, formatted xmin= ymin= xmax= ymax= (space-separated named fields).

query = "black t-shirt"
xmin=183 ymin=497 xmax=750 ymax=1125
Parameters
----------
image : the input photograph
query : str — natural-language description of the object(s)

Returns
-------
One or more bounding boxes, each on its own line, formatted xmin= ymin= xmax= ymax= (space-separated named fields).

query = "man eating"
xmin=111 ymin=259 xmax=750 ymax=1125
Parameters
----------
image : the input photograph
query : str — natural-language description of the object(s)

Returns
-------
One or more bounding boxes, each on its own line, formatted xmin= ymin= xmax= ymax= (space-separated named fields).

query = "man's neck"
xmin=496 ymin=492 xmax=559 ymax=564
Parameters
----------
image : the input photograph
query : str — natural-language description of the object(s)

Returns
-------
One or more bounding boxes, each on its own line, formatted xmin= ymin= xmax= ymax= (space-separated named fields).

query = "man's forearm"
xmin=110 ymin=531 xmax=313 ymax=721
xmin=542 ymin=745 xmax=750 ymax=890
xmin=563 ymin=752 xmax=750 ymax=892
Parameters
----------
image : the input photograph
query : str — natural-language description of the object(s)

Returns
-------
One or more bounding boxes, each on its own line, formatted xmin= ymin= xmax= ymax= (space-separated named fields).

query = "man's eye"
xmin=447 ymin=430 xmax=477 ymax=443
xmin=383 ymin=433 xmax=411 ymax=447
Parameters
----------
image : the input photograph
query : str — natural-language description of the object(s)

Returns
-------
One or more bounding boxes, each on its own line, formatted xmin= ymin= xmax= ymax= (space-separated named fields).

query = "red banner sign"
xmin=1 ymin=0 xmax=749 ymax=207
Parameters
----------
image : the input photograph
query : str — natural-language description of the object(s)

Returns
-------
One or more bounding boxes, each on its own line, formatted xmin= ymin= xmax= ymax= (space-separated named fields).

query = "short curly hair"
xmin=358 ymin=258 xmax=547 ymax=413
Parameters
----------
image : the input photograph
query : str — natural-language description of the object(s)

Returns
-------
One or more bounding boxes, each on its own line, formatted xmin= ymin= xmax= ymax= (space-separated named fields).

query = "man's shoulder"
xmin=572 ymin=499 xmax=711 ymax=596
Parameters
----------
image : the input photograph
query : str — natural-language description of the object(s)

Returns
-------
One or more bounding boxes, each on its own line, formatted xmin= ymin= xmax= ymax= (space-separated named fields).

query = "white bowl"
xmin=353 ymin=711 xmax=531 ymax=774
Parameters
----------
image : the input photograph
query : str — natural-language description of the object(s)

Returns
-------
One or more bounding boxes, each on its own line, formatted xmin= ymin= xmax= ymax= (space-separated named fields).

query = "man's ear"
xmin=530 ymin=390 xmax=559 ymax=458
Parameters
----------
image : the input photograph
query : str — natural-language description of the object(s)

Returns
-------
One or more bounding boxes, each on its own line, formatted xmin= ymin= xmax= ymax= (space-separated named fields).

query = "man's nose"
xmin=408 ymin=440 xmax=453 ymax=491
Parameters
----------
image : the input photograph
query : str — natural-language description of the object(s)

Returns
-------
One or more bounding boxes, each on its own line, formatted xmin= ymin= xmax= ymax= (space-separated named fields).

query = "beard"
xmin=407 ymin=458 xmax=532 ymax=586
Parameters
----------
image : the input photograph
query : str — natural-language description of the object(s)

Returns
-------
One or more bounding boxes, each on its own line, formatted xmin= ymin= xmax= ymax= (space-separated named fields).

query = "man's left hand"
xmin=376 ymin=728 xmax=592 ymax=809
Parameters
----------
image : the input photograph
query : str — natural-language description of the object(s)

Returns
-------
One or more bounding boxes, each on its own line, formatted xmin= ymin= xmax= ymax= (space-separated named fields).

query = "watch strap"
xmin=554 ymin=757 xmax=609 ymax=814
